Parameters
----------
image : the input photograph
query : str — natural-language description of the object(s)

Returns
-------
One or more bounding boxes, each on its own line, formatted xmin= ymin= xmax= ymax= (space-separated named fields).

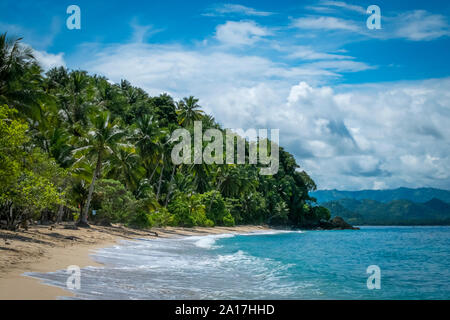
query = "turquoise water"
xmin=27 ymin=226 xmax=450 ymax=299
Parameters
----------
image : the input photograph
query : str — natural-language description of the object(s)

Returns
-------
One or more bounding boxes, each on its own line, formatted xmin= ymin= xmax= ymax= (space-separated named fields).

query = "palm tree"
xmin=105 ymin=146 xmax=142 ymax=192
xmin=176 ymin=96 xmax=205 ymax=127
xmin=0 ymin=32 xmax=45 ymax=118
xmin=133 ymin=114 xmax=165 ymax=181
xmin=191 ymin=162 xmax=211 ymax=194
xmin=58 ymin=71 xmax=94 ymax=133
xmin=155 ymin=135 xmax=172 ymax=201
xmin=73 ymin=111 xmax=126 ymax=226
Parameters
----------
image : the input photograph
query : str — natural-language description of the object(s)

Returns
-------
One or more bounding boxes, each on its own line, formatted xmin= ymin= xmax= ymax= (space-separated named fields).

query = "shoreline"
xmin=0 ymin=224 xmax=269 ymax=300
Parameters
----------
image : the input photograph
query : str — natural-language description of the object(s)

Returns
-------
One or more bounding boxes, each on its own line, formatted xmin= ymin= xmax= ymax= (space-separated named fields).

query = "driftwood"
xmin=149 ymin=231 xmax=159 ymax=237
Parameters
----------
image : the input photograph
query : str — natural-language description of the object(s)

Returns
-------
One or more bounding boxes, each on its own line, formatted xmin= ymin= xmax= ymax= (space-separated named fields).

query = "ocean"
xmin=26 ymin=226 xmax=450 ymax=300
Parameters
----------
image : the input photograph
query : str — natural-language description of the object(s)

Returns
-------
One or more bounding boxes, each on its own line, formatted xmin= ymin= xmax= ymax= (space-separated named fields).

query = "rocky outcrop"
xmin=319 ymin=216 xmax=360 ymax=230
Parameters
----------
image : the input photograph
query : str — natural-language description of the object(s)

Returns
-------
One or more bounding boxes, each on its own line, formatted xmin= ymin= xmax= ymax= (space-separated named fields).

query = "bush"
xmin=0 ymin=107 xmax=63 ymax=229
xmin=128 ymin=210 xmax=152 ymax=229
xmin=200 ymin=191 xmax=233 ymax=226
xmin=92 ymin=179 xmax=138 ymax=223
xmin=222 ymin=212 xmax=235 ymax=227
xmin=169 ymin=193 xmax=214 ymax=227
xmin=148 ymin=208 xmax=175 ymax=227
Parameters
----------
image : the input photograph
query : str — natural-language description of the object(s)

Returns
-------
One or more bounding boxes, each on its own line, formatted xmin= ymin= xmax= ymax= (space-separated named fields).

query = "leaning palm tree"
xmin=73 ymin=111 xmax=126 ymax=226
xmin=176 ymin=96 xmax=205 ymax=127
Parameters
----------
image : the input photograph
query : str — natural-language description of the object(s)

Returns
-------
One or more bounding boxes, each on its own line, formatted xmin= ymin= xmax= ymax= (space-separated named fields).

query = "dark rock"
xmin=319 ymin=219 xmax=334 ymax=229
xmin=320 ymin=216 xmax=359 ymax=230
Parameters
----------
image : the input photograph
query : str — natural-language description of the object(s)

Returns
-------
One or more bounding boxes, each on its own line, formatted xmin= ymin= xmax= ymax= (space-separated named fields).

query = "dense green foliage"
xmin=323 ymin=198 xmax=450 ymax=225
xmin=0 ymin=33 xmax=327 ymax=230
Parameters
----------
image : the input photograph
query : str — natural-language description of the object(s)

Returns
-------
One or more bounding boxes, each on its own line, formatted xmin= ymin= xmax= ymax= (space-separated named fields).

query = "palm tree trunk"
xmin=156 ymin=154 xmax=165 ymax=201
xmin=78 ymin=153 xmax=102 ymax=226
xmin=6 ymin=203 xmax=14 ymax=231
xmin=165 ymin=165 xmax=177 ymax=208
xmin=56 ymin=204 xmax=64 ymax=223
xmin=149 ymin=162 xmax=158 ymax=182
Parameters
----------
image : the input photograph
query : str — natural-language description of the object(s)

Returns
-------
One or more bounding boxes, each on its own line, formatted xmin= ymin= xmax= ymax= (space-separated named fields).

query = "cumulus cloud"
xmin=79 ymin=42 xmax=335 ymax=100
xmin=206 ymin=79 xmax=450 ymax=190
xmin=31 ymin=48 xmax=66 ymax=71
xmin=215 ymin=21 xmax=272 ymax=46
xmin=282 ymin=80 xmax=450 ymax=189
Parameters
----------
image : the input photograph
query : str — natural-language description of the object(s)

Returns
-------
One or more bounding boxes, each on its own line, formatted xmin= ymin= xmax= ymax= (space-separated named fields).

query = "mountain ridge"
xmin=311 ymin=187 xmax=450 ymax=204
xmin=322 ymin=197 xmax=450 ymax=226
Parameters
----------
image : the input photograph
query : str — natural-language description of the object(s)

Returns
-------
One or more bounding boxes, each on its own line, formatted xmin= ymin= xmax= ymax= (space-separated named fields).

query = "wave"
xmin=188 ymin=233 xmax=236 ymax=249
xmin=187 ymin=229 xmax=305 ymax=249
xmin=239 ymin=230 xmax=305 ymax=236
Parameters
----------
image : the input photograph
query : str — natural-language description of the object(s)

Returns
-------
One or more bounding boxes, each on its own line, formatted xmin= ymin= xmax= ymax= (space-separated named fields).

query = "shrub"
xmin=128 ymin=210 xmax=152 ymax=229
xmin=169 ymin=193 xmax=214 ymax=227
xmin=222 ymin=212 xmax=235 ymax=227
xmin=200 ymin=191 xmax=233 ymax=226
xmin=92 ymin=179 xmax=138 ymax=223
xmin=148 ymin=208 xmax=175 ymax=227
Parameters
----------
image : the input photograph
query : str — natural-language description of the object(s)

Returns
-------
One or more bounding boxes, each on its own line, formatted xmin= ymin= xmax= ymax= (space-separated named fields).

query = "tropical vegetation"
xmin=0 ymin=32 xmax=330 ymax=231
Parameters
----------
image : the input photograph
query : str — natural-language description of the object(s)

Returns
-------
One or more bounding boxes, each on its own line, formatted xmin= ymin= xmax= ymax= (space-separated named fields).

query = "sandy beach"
xmin=0 ymin=224 xmax=268 ymax=300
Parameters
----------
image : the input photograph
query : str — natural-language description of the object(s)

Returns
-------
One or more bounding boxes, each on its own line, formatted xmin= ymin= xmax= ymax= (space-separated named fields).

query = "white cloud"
xmin=204 ymin=4 xmax=274 ymax=17
xmin=393 ymin=10 xmax=450 ymax=41
xmin=215 ymin=21 xmax=271 ymax=46
xmin=129 ymin=20 xmax=163 ymax=43
xmin=304 ymin=60 xmax=374 ymax=72
xmin=317 ymin=1 xmax=366 ymax=14
xmin=198 ymin=79 xmax=450 ymax=190
xmin=292 ymin=16 xmax=359 ymax=31
xmin=293 ymin=5 xmax=449 ymax=42
xmin=79 ymin=42 xmax=336 ymax=99
xmin=31 ymin=48 xmax=66 ymax=71
xmin=285 ymin=46 xmax=353 ymax=60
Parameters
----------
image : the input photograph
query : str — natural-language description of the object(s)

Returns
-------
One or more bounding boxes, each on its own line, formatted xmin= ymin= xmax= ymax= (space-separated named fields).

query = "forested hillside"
xmin=312 ymin=187 xmax=450 ymax=204
xmin=323 ymin=198 xmax=450 ymax=225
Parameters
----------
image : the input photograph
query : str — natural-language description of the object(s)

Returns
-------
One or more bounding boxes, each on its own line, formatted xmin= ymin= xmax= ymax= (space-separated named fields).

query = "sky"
xmin=1 ymin=0 xmax=450 ymax=191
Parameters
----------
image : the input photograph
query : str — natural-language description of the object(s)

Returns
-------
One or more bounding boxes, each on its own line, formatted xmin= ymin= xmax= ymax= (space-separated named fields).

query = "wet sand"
xmin=0 ymin=224 xmax=268 ymax=300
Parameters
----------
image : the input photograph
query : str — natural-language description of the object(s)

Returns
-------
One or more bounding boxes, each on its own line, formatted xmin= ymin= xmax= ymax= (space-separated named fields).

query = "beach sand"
xmin=0 ymin=224 xmax=268 ymax=300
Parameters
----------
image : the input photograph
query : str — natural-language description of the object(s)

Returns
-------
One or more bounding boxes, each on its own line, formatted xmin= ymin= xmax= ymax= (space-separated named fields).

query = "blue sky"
xmin=1 ymin=0 xmax=450 ymax=190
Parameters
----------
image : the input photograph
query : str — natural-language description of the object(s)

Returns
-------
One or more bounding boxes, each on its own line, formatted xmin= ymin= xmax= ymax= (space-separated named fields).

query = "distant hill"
xmin=311 ymin=187 xmax=450 ymax=204
xmin=322 ymin=198 xmax=450 ymax=226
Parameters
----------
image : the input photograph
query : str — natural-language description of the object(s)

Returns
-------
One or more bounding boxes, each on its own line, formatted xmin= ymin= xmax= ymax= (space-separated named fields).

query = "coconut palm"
xmin=105 ymin=146 xmax=142 ymax=192
xmin=73 ymin=111 xmax=126 ymax=226
xmin=176 ymin=96 xmax=205 ymax=127
xmin=59 ymin=71 xmax=94 ymax=131
xmin=133 ymin=114 xmax=166 ymax=182
xmin=0 ymin=32 xmax=45 ymax=118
